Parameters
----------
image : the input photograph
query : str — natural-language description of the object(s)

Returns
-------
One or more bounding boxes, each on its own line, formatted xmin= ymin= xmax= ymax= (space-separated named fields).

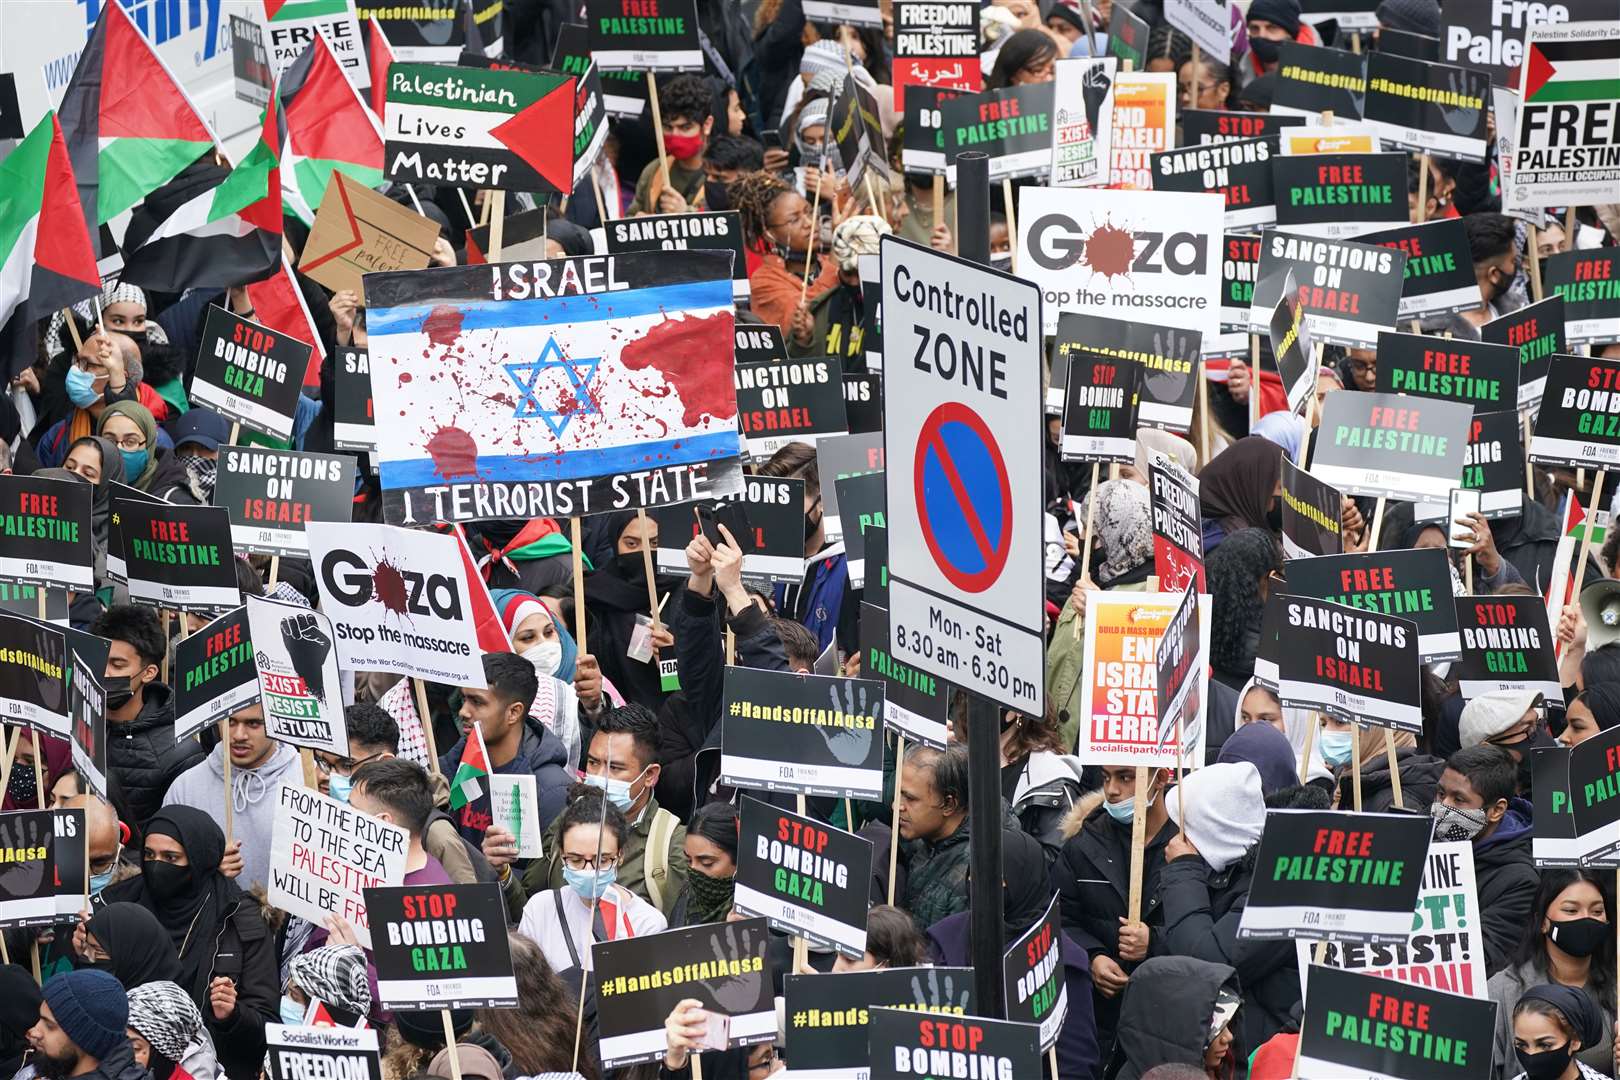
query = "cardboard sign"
xmin=1076 ymin=590 xmax=1211 ymax=768
xmin=1482 ymin=296 xmax=1564 ymax=408
xmin=1542 ymin=248 xmax=1620 ymax=347
xmin=265 ymin=1024 xmax=381 ymax=1080
xmin=606 ymin=212 xmax=748 ymax=300
xmin=332 ymin=346 xmax=375 ymax=452
xmin=892 ymin=0 xmax=980 ymax=110
xmin=942 ymin=82 xmax=1055 ymax=182
xmin=1363 ymin=52 xmax=1490 ymax=163
xmin=1001 ymin=895 xmax=1067 ymax=1052
xmin=720 ymin=668 xmax=886 ymax=800
xmin=1221 ymin=232 xmax=1262 ymax=331
xmin=269 ymin=783 xmax=408 ymax=949
xmin=902 ymin=85 xmax=962 ymax=176
xmin=1241 ymin=809 xmax=1431 ymax=942
xmin=834 ymin=471 xmax=884 ymax=589
xmin=552 ymin=22 xmax=646 ymax=117
xmin=651 ymin=476 xmax=807 ymax=586
xmin=1018 ymin=186 xmax=1223 ymax=340
xmin=1309 ymin=390 xmax=1470 ymax=502
xmin=1284 ymin=547 xmax=1461 ymax=662
xmin=0 ymin=811 xmax=55 ymax=928
xmin=230 ymin=15 xmax=273 ymax=107
xmin=113 ymin=500 xmax=239 ymax=612
xmin=214 ymin=446 xmax=356 ymax=558
xmin=859 ymin=602 xmax=948 ymax=750
xmin=307 ymin=522 xmax=487 ymax=687
xmin=734 ymin=324 xmax=787 ymax=366
xmin=1295 ymin=841 xmax=1487 ymax=1000
xmin=1533 ymin=747 xmax=1583 ymax=868
xmin=733 ymin=359 xmax=847 ymax=459
xmin=1374 ymin=331 xmax=1519 ymax=413
xmin=1154 ymin=581 xmax=1202 ymax=759
xmin=364 ymin=883 xmax=518 ymax=1009
xmin=1274 ymin=594 xmax=1422 ymax=731
xmin=1106 ymin=2 xmax=1150 ymax=68
xmin=192 ymin=306 xmax=312 ymax=442
xmin=67 ymin=648 xmax=104 ymax=798
xmin=1570 ymin=723 xmax=1620 ymax=864
xmin=300 ymin=174 xmax=439 ymax=302
xmin=1249 ymin=232 xmax=1406 ymax=349
xmin=1271 ymin=43 xmax=1368 ymax=119
xmin=1297 ymin=966 xmax=1497 ymax=1080
xmin=1271 ymin=153 xmax=1409 ymax=239
xmin=245 ymin=594 xmax=348 ymax=756
xmin=1107 ymin=72 xmax=1175 ymax=190
xmin=1454 ymin=594 xmax=1560 ymax=700
xmin=869 ymin=1008 xmax=1041 ymax=1080
xmin=585 ymin=0 xmax=703 ymax=72
xmin=1358 ymin=219 xmax=1483 ymax=320
xmin=1282 ymin=459 xmax=1344 ymax=560
xmin=358 ymin=0 xmax=503 ymax=61
xmin=1269 ymin=269 xmax=1316 ymax=414
xmin=1061 ymin=354 xmax=1141 ymax=463
xmin=1152 ymin=137 xmax=1277 ymax=229
xmin=52 ymin=808 xmax=85 ymax=918
xmin=1505 ymin=22 xmax=1620 ymax=212
xmin=1529 ymin=354 xmax=1620 ymax=469
xmin=1051 ymin=58 xmax=1116 ymax=188
xmin=593 ymin=918 xmax=773 ymax=1067
xmin=488 ymin=774 xmax=542 ymax=859
xmin=1182 ymin=110 xmax=1302 ymax=145
xmin=261 ymin=0 xmax=367 ymax=88
xmin=365 ymin=252 xmax=743 ymax=526
xmin=785 ymin=967 xmax=974 ymax=1076
xmin=1148 ymin=453 xmax=1203 ymax=593
xmin=0 ymin=474 xmax=93 ymax=591
xmin=174 ymin=607 xmax=259 ymax=742
xmin=733 ymin=796 xmax=872 ymax=958
xmin=1049 ymin=313 xmax=1200 ymax=429
xmin=818 ymin=432 xmax=884 ymax=544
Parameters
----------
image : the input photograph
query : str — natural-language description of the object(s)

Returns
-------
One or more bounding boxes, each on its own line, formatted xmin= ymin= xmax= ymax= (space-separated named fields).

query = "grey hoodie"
xmin=162 ymin=739 xmax=301 ymax=894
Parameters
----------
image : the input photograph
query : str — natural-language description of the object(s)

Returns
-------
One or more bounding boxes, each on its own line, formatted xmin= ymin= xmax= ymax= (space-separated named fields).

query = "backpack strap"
xmin=553 ymin=888 xmax=584 ymax=972
xmin=643 ymin=807 xmax=678 ymax=911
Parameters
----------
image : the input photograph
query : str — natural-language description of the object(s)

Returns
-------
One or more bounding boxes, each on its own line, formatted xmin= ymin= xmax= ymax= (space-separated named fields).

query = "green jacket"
xmin=504 ymin=793 xmax=689 ymax=918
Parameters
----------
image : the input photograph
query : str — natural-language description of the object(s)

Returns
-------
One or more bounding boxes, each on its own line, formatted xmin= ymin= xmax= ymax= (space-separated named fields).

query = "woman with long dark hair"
xmin=475 ymin=932 xmax=598 ymax=1079
xmin=669 ymin=802 xmax=739 ymax=927
xmin=986 ymin=28 xmax=1058 ymax=89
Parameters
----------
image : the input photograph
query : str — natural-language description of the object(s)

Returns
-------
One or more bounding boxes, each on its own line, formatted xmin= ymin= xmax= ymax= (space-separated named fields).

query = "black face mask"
xmin=1266 ymin=501 xmax=1283 ymax=532
xmin=705 ymin=181 xmax=731 ymax=211
xmin=6 ymin=765 xmax=36 ymax=807
xmin=142 ymin=859 xmax=190 ymax=903
xmin=1515 ymin=1043 xmax=1573 ymax=1080
xmin=1249 ymin=36 xmax=1282 ymax=65
xmin=105 ymin=674 xmax=139 ymax=713
xmin=611 ymin=551 xmax=648 ymax=583
xmin=1546 ymin=916 xmax=1608 ymax=958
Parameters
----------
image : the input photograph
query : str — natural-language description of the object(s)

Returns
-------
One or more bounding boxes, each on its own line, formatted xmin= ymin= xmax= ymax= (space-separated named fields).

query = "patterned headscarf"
xmin=832 ymin=215 xmax=891 ymax=272
xmin=1080 ymin=479 xmax=1153 ymax=586
xmin=288 ymin=945 xmax=371 ymax=1017
xmin=126 ymin=981 xmax=206 ymax=1062
xmin=44 ymin=281 xmax=169 ymax=359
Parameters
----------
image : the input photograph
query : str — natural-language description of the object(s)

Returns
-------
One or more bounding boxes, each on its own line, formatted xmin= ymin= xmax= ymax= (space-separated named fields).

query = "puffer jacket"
xmin=438 ymin=714 xmax=573 ymax=842
xmin=109 ymin=681 xmax=204 ymax=828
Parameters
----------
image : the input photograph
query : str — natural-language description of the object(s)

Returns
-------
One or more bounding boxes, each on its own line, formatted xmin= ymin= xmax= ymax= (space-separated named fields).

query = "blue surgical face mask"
xmin=328 ymin=772 xmax=354 ymax=803
xmin=65 ymin=366 xmax=100 ymax=408
xmin=279 ymin=995 xmax=305 ymax=1026
xmin=119 ymin=447 xmax=148 ymax=479
xmin=584 ymin=766 xmax=648 ymax=814
xmin=1320 ymin=731 xmax=1354 ymax=767
xmin=564 ymin=864 xmax=616 ymax=901
xmin=88 ymin=843 xmax=120 ymax=896
xmin=1103 ymin=797 xmax=1134 ymax=824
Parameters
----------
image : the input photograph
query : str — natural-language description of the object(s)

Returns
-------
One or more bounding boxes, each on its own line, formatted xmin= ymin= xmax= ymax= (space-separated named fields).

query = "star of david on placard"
xmin=504 ymin=337 xmax=602 ymax=436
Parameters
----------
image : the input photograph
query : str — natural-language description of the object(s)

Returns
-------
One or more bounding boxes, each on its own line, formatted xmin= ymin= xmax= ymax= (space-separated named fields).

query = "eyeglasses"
xmin=768 ymin=207 xmax=813 ymax=230
xmin=561 ymin=852 xmax=621 ymax=871
xmin=315 ymin=750 xmax=386 ymax=775
xmin=106 ymin=434 xmax=147 ymax=450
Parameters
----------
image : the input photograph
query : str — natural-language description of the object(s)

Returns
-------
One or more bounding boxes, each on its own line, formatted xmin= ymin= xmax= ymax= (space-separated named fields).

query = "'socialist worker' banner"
xmin=1363 ymin=52 xmax=1490 ymax=163
xmin=364 ymin=884 xmax=519 ymax=1010
xmin=1280 ymin=458 xmax=1343 ymax=560
xmin=1359 ymin=220 xmax=1483 ymax=322
xmin=365 ymin=252 xmax=744 ymax=527
xmin=1150 ymin=136 xmax=1277 ymax=231
xmin=733 ymin=796 xmax=872 ymax=959
xmin=1001 ymin=895 xmax=1067 ymax=1052
xmin=0 ymin=811 xmax=55 ymax=928
xmin=1249 ymin=233 xmax=1407 ymax=350
xmin=192 ymin=305 xmax=311 ymax=443
xmin=1076 ymin=590 xmax=1212 ymax=769
xmin=605 ymin=211 xmax=750 ymax=301
xmin=868 ymin=1007 xmax=1042 ymax=1080
xmin=213 ymin=446 xmax=357 ymax=558
xmin=0 ymin=475 xmax=92 ymax=592
xmin=1374 ymin=332 xmax=1520 ymax=414
xmin=1482 ymin=296 xmax=1565 ymax=409
xmin=265 ymin=1025 xmax=381 ymax=1080
xmin=246 ymin=594 xmax=348 ymax=757
xmin=1569 ymin=724 xmax=1620 ymax=865
xmin=859 ymin=603 xmax=948 ymax=750
xmin=112 ymin=501 xmax=239 ymax=612
xmin=1529 ymin=354 xmax=1620 ymax=469
xmin=269 ymin=783 xmax=408 ymax=950
xmin=592 ymin=918 xmax=775 ymax=1069
xmin=1275 ymin=594 xmax=1422 ymax=732
xmin=1239 ymin=809 xmax=1432 ymax=943
xmin=1310 ymin=390 xmax=1471 ymax=503
xmin=1454 ymin=595 xmax=1561 ymax=701
xmin=720 ymin=668 xmax=886 ymax=800
xmin=1296 ymin=966 xmax=1496 ymax=1080
xmin=1505 ymin=22 xmax=1620 ymax=214
xmin=174 ymin=607 xmax=257 ymax=742
xmin=1297 ymin=841 xmax=1488 ymax=1000
xmin=784 ymin=966 xmax=973 ymax=1079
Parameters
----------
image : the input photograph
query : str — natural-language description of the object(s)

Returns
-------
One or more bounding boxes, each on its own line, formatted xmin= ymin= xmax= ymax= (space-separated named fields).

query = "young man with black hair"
xmin=629 ymin=73 xmax=714 ymax=216
xmin=92 ymin=604 xmax=203 ymax=829
xmin=1465 ymin=211 xmax=1523 ymax=319
xmin=350 ymin=757 xmax=452 ymax=885
xmin=1433 ymin=744 xmax=1537 ymax=975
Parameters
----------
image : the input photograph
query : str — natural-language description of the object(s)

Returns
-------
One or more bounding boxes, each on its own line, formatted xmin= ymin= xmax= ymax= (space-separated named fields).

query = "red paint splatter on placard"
xmin=423 ymin=305 xmax=464 ymax=346
xmin=426 ymin=426 xmax=480 ymax=480
xmin=619 ymin=311 xmax=738 ymax=426
xmin=372 ymin=558 xmax=408 ymax=615
xmin=1084 ymin=221 xmax=1136 ymax=280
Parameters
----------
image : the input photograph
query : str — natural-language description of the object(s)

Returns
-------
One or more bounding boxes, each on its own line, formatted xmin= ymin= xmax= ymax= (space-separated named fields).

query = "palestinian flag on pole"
xmin=119 ymin=92 xmax=284 ymax=292
xmin=365 ymin=17 xmax=396 ymax=124
xmin=449 ymin=720 xmax=492 ymax=815
xmin=281 ymin=33 xmax=385 ymax=222
xmin=0 ymin=114 xmax=100 ymax=368
xmin=245 ymin=255 xmax=326 ymax=386
xmin=57 ymin=0 xmax=218 ymax=236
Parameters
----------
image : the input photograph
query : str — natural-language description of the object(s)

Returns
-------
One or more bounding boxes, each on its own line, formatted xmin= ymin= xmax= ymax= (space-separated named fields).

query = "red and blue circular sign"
xmin=913 ymin=402 xmax=1013 ymax=594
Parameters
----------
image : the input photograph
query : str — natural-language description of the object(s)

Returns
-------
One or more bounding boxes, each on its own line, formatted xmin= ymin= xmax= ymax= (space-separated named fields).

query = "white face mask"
xmin=522 ymin=639 xmax=564 ymax=678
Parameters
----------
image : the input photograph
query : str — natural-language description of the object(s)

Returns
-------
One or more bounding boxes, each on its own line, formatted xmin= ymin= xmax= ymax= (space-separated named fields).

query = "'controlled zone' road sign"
xmin=881 ymin=236 xmax=1045 ymax=715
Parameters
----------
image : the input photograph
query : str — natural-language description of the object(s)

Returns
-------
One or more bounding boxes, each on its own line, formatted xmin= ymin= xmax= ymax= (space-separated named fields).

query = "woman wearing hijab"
xmin=492 ymin=587 xmax=622 ymax=765
xmin=1510 ymin=985 xmax=1609 ymax=1080
xmin=1207 ymin=528 xmax=1281 ymax=691
xmin=1079 ymin=480 xmax=1155 ymax=589
xmin=1 ymin=727 xmax=71 ymax=811
xmin=63 ymin=437 xmax=126 ymax=584
xmin=78 ymin=903 xmax=183 ymax=988
xmin=581 ymin=510 xmax=673 ymax=710
xmin=127 ymin=981 xmax=220 ymax=1080
xmin=1199 ymin=436 xmax=1284 ymax=556
xmin=95 ymin=401 xmax=190 ymax=497
xmin=0 ymin=963 xmax=42 ymax=1079
xmin=1332 ymin=726 xmax=1445 ymax=814
xmin=101 ymin=806 xmax=278 ymax=1080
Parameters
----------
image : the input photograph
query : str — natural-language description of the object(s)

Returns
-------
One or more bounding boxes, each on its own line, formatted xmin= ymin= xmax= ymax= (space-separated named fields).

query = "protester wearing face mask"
xmin=628 ymin=74 xmax=713 ymax=216
xmin=580 ymin=510 xmax=679 ymax=710
xmin=732 ymin=171 xmax=839 ymax=339
xmin=1508 ymin=989 xmax=1609 ymax=1080
xmin=1238 ymin=0 xmax=1319 ymax=81
xmin=0 ymin=727 xmax=69 ymax=811
xmin=1461 ymin=689 xmax=1554 ymax=796
xmin=492 ymin=588 xmax=589 ymax=764
xmin=667 ymin=801 xmax=738 ymax=927
xmin=1331 ymin=725 xmax=1444 ymax=815
xmin=759 ymin=441 xmax=851 ymax=653
xmin=96 ymin=401 xmax=190 ymax=497
xmin=25 ymin=795 xmax=130 ymax=982
xmin=786 ymin=214 xmax=890 ymax=367
xmin=1489 ymin=873 xmax=1616 ymax=1080
xmin=75 ymin=903 xmax=181 ymax=988
xmin=1468 ymin=212 xmax=1526 ymax=320
xmin=33 ymin=325 xmax=137 ymax=466
xmin=1432 ymin=745 xmax=1538 ymax=977
xmin=154 ymin=410 xmax=231 ymax=506
xmin=517 ymin=788 xmax=666 ymax=975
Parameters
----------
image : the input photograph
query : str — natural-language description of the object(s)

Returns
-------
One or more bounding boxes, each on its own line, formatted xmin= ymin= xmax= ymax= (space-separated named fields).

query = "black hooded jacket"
xmin=1105 ymin=955 xmax=1240 ymax=1080
xmin=107 ymin=681 xmax=204 ymax=828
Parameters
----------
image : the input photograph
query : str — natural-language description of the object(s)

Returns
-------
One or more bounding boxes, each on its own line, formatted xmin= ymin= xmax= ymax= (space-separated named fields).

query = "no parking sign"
xmin=881 ymin=237 xmax=1045 ymax=715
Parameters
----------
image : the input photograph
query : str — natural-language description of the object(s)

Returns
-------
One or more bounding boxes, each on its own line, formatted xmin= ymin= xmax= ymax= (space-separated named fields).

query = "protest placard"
xmin=0 ymin=811 xmax=55 ymax=928
xmin=299 ymin=174 xmax=438 ymax=304
xmin=1280 ymin=121 xmax=1383 ymax=155
xmin=734 ymin=324 xmax=787 ymax=366
xmin=1297 ymin=966 xmax=1495 ymax=1080
xmin=365 ymin=252 xmax=743 ymax=527
xmin=1284 ymin=547 xmax=1460 ymax=661
xmin=1363 ymin=52 xmax=1490 ymax=162
xmin=455 ymin=52 xmax=609 ymax=193
xmin=650 ymin=477 xmax=807 ymax=586
xmin=869 ymin=1008 xmax=1042 ymax=1080
xmin=551 ymin=22 xmax=646 ymax=117
xmin=0 ymin=474 xmax=92 ymax=591
xmin=1106 ymin=2 xmax=1150 ymax=68
xmin=859 ymin=603 xmax=947 ymax=750
xmin=734 ymin=359 xmax=847 ymax=460
xmin=1281 ymin=459 xmax=1344 ymax=560
xmin=721 ymin=668 xmax=885 ymax=799
xmin=192 ymin=306 xmax=311 ymax=442
xmin=231 ymin=15 xmax=272 ymax=107
xmin=834 ymin=471 xmax=884 ymax=589
xmin=113 ymin=500 xmax=239 ymax=612
xmin=488 ymin=774 xmax=542 ymax=859
xmin=585 ymin=0 xmax=704 ymax=71
xmin=1149 ymin=453 xmax=1203 ymax=593
xmin=1309 ymin=390 xmax=1471 ymax=502
xmin=1002 ymin=895 xmax=1067 ymax=1052
xmin=174 ymin=607 xmax=258 ymax=742
xmin=1529 ymin=354 xmax=1620 ymax=469
xmin=1482 ymin=296 xmax=1565 ymax=408
xmin=1570 ymin=724 xmax=1620 ymax=864
xmin=845 ymin=371 xmax=882 ymax=434
xmin=1410 ymin=410 xmax=1524 ymax=521
xmin=1275 ymin=594 xmax=1422 ymax=730
xmin=260 ymin=0 xmax=366 ymax=88
xmin=1162 ymin=0 xmax=1228 ymax=60
xmin=246 ymin=594 xmax=347 ymax=756
xmin=68 ymin=649 xmax=104 ymax=798
xmin=357 ymin=0 xmax=503 ymax=61
xmin=1503 ymin=22 xmax=1620 ymax=211
xmin=1050 ymin=313 xmax=1201 ymax=429
xmin=1249 ymin=232 xmax=1406 ymax=349
xmin=307 ymin=522 xmax=486 ymax=688
xmin=1454 ymin=594 xmax=1560 ymax=700
xmin=1221 ymin=233 xmax=1262 ymax=331
xmin=269 ymin=783 xmax=407 ymax=949
xmin=1358 ymin=219 xmax=1483 ymax=320
xmin=606 ymin=211 xmax=749 ymax=300
xmin=1241 ymin=809 xmax=1431 ymax=942
xmin=365 ymin=883 xmax=518 ymax=1009
xmin=1155 ymin=582 xmax=1202 ymax=759
xmin=1107 ymin=72 xmax=1175 ymax=190
xmin=1271 ymin=43 xmax=1367 ymax=119
xmin=900 ymin=85 xmax=960 ymax=176
xmin=1272 ymin=152 xmax=1409 ymax=239
xmin=265 ymin=1025 xmax=381 ymax=1080
xmin=214 ymin=447 xmax=357 ymax=559
xmin=1543 ymin=248 xmax=1620 ymax=347
xmin=891 ymin=0 xmax=979 ymax=110
xmin=818 ymin=432 xmax=884 ymax=544
xmin=733 ymin=796 xmax=872 ymax=958
xmin=1051 ymin=58 xmax=1115 ymax=188
xmin=332 ymin=346 xmax=375 ymax=452
xmin=463 ymin=207 xmax=553 ymax=265
xmin=1269 ymin=269 xmax=1317 ymax=414
xmin=942 ymin=83 xmax=1055 ymax=182
xmin=1060 ymin=354 xmax=1141 ymax=463
xmin=103 ymin=484 xmax=165 ymax=585
xmin=1076 ymin=590 xmax=1211 ymax=768
xmin=593 ymin=918 xmax=774 ymax=1067
xmin=1534 ymin=746 xmax=1582 ymax=868
xmin=831 ymin=73 xmax=890 ymax=193
xmin=1183 ymin=110 xmax=1301 ymax=146
xmin=1438 ymin=0 xmax=1610 ymax=84
xmin=1152 ymin=137 xmax=1277 ymax=230
xmin=785 ymin=967 xmax=973 ymax=1077
xmin=0 ymin=586 xmax=65 ymax=627
xmin=1375 ymin=331 xmax=1519 ymax=413
xmin=1018 ymin=187 xmax=1222 ymax=339
xmin=52 ymin=808 xmax=84 ymax=918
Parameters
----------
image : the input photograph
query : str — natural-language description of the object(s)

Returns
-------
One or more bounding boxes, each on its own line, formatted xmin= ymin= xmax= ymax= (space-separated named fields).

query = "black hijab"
xmin=0 ymin=963 xmax=41 ymax=1078
xmin=87 ymin=901 xmax=183 ymax=988
xmin=114 ymin=806 xmax=240 ymax=994
xmin=1199 ymin=436 xmax=1284 ymax=535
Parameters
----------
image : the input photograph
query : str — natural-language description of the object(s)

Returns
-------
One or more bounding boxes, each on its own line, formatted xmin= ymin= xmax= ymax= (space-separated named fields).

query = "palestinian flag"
xmin=1521 ymin=33 xmax=1620 ymax=102
xmin=451 ymin=525 xmax=516 ymax=651
xmin=119 ymin=92 xmax=284 ymax=292
xmin=57 ymin=0 xmax=217 ymax=233
xmin=281 ymin=33 xmax=386 ymax=221
xmin=365 ymin=17 xmax=396 ymax=124
xmin=245 ymin=256 xmax=326 ymax=386
xmin=449 ymin=720 xmax=491 ymax=813
xmin=0 ymin=114 xmax=100 ymax=353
